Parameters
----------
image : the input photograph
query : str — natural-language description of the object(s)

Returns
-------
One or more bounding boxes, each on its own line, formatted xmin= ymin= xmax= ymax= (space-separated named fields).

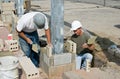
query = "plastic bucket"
xmin=8 ymin=34 xmax=13 ymax=40
xmin=0 ymin=56 xmax=19 ymax=79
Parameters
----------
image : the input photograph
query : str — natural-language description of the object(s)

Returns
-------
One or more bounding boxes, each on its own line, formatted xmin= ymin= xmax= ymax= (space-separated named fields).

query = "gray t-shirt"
xmin=71 ymin=30 xmax=90 ymax=54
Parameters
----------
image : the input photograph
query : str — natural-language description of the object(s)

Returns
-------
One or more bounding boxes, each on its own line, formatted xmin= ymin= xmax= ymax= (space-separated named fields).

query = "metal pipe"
xmin=0 ymin=0 xmax=2 ymax=12
xmin=104 ymin=0 xmax=106 ymax=6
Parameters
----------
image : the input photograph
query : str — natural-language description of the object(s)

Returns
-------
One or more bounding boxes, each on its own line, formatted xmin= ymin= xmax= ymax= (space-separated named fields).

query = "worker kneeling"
xmin=70 ymin=20 xmax=98 ymax=71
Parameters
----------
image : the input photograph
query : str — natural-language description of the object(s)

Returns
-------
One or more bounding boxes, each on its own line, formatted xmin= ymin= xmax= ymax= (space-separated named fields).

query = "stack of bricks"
xmin=40 ymin=40 xmax=76 ymax=79
xmin=4 ymin=40 xmax=19 ymax=52
xmin=0 ymin=39 xmax=19 ymax=52
xmin=1 ymin=1 xmax=15 ymax=24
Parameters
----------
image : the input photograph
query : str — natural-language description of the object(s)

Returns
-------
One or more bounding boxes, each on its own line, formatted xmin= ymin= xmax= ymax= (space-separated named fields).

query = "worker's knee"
xmin=85 ymin=53 xmax=93 ymax=60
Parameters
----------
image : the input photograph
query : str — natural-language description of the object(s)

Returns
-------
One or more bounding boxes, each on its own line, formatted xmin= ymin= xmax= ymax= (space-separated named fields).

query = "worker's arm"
xmin=17 ymin=31 xmax=32 ymax=44
xmin=45 ymin=28 xmax=51 ymax=45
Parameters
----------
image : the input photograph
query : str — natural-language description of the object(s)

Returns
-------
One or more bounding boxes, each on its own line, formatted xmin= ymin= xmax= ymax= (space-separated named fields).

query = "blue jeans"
xmin=19 ymin=31 xmax=40 ymax=67
xmin=78 ymin=53 xmax=93 ymax=69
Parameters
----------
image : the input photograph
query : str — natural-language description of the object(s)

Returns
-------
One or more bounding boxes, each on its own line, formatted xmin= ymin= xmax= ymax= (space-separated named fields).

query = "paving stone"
xmin=62 ymin=68 xmax=119 ymax=79
xmin=62 ymin=71 xmax=83 ymax=79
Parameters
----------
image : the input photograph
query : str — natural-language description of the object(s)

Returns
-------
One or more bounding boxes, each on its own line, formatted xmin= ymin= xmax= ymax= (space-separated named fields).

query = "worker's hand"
xmin=32 ymin=44 xmax=39 ymax=53
xmin=47 ymin=43 xmax=53 ymax=48
xmin=88 ymin=44 xmax=95 ymax=50
xmin=26 ymin=38 xmax=33 ymax=44
xmin=82 ymin=43 xmax=88 ymax=48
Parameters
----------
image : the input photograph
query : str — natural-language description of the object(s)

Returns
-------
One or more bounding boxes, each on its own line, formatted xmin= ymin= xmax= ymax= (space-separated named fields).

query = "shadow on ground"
xmin=114 ymin=24 xmax=120 ymax=29
xmin=88 ymin=31 xmax=120 ymax=66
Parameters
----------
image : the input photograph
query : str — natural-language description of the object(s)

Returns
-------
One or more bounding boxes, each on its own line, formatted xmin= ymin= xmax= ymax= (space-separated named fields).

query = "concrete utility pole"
xmin=51 ymin=0 xmax=64 ymax=54
xmin=16 ymin=0 xmax=24 ymax=17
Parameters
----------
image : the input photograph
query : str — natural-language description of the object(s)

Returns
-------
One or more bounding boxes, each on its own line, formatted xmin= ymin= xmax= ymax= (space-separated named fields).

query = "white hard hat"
xmin=71 ymin=20 xmax=82 ymax=31
xmin=33 ymin=13 xmax=45 ymax=29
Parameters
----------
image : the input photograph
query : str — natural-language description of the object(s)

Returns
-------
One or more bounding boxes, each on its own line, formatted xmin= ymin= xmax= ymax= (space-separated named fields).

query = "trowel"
xmin=32 ymin=44 xmax=39 ymax=53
